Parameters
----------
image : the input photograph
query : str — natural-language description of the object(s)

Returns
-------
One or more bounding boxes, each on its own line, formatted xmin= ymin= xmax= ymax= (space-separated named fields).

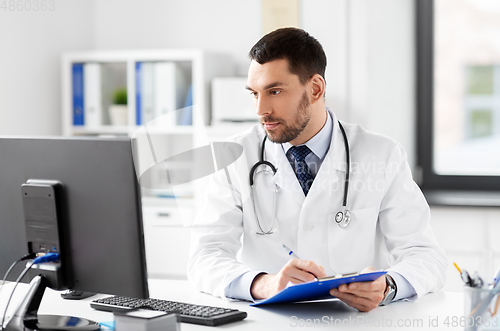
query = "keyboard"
xmin=91 ymin=296 xmax=247 ymax=327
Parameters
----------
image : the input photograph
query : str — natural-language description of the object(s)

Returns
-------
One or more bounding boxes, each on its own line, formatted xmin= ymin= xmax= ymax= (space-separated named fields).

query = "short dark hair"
xmin=248 ymin=27 xmax=327 ymax=85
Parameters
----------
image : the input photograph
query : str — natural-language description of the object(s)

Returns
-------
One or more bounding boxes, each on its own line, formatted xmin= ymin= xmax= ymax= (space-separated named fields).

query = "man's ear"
xmin=310 ymin=74 xmax=326 ymax=103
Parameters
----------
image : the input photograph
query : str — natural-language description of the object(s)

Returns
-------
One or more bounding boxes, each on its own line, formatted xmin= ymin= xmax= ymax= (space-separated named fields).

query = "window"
xmin=416 ymin=0 xmax=500 ymax=196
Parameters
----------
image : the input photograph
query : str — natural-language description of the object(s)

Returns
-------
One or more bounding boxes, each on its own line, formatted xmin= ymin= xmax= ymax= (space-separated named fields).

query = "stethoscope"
xmin=249 ymin=120 xmax=351 ymax=235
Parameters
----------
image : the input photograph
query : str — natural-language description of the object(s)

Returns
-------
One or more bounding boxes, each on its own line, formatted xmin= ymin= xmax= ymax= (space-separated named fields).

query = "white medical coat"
xmin=187 ymin=109 xmax=447 ymax=300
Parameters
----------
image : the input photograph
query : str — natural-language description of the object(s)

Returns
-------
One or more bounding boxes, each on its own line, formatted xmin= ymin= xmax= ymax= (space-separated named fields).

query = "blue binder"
xmin=72 ymin=63 xmax=84 ymax=126
xmin=179 ymin=84 xmax=193 ymax=126
xmin=251 ymin=271 xmax=387 ymax=306
xmin=135 ymin=62 xmax=142 ymax=126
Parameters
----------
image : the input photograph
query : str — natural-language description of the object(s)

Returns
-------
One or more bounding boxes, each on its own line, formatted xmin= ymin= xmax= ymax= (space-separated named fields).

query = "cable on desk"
xmin=1 ymin=253 xmax=58 ymax=329
xmin=0 ymin=253 xmax=36 ymax=302
xmin=1 ymin=262 xmax=35 ymax=329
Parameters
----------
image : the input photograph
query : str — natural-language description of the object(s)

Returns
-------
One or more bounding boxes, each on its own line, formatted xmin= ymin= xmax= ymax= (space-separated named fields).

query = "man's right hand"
xmin=250 ymin=259 xmax=326 ymax=300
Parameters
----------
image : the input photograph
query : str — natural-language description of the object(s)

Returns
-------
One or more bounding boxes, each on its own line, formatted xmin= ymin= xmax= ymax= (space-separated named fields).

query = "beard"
xmin=261 ymin=91 xmax=311 ymax=144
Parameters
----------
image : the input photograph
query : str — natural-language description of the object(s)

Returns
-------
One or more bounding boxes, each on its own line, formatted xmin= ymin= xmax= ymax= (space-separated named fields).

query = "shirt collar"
xmin=282 ymin=107 xmax=333 ymax=160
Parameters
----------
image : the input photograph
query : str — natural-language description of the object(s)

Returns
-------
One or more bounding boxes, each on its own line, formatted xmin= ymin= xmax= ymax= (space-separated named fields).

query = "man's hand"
xmin=330 ymin=266 xmax=387 ymax=312
xmin=250 ymin=259 xmax=326 ymax=300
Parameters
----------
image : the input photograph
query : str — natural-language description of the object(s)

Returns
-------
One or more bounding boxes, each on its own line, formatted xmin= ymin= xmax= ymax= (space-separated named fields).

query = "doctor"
xmin=188 ymin=28 xmax=447 ymax=312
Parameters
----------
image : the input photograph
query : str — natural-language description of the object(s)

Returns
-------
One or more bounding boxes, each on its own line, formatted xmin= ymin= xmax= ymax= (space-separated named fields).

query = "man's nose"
xmin=255 ymin=96 xmax=271 ymax=117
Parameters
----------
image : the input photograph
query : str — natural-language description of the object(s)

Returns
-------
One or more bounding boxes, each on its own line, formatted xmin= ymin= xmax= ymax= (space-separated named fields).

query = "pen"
xmin=454 ymin=262 xmax=474 ymax=287
xmin=471 ymin=271 xmax=484 ymax=288
xmin=281 ymin=244 xmax=318 ymax=280
xmin=491 ymin=266 xmax=500 ymax=289
xmin=281 ymin=244 xmax=300 ymax=259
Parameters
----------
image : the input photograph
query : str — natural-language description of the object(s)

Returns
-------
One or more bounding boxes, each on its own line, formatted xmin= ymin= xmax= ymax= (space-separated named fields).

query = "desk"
xmin=30 ymin=280 xmax=473 ymax=330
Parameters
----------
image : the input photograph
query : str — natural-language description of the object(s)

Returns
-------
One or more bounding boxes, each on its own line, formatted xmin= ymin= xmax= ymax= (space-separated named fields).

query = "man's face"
xmin=246 ymin=59 xmax=312 ymax=145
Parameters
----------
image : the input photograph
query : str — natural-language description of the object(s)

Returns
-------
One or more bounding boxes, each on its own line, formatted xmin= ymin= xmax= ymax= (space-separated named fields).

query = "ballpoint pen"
xmin=472 ymin=271 xmax=484 ymax=289
xmin=281 ymin=244 xmax=318 ymax=280
xmin=281 ymin=244 xmax=300 ymax=259
xmin=490 ymin=296 xmax=500 ymax=317
xmin=491 ymin=266 xmax=500 ymax=289
xmin=454 ymin=262 xmax=474 ymax=287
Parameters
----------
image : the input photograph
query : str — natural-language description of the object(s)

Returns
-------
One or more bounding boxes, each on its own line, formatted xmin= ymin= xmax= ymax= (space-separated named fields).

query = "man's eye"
xmin=270 ymin=90 xmax=281 ymax=96
xmin=249 ymin=91 xmax=258 ymax=98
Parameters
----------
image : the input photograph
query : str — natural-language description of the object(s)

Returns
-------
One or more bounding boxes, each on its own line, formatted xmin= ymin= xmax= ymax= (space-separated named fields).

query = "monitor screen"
xmin=0 ymin=136 xmax=148 ymax=299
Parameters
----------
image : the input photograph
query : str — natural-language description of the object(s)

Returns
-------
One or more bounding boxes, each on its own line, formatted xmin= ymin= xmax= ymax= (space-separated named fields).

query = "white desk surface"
xmin=27 ymin=279 xmax=477 ymax=330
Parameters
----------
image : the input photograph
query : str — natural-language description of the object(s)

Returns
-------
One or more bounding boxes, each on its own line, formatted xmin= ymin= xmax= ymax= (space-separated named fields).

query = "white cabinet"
xmin=142 ymin=199 xmax=194 ymax=280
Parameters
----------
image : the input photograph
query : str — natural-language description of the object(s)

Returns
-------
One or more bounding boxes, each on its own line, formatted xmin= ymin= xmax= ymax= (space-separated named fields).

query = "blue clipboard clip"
xmin=251 ymin=271 xmax=387 ymax=306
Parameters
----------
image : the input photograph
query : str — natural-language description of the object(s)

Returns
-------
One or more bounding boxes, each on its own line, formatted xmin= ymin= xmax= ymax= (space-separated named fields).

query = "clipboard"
xmin=251 ymin=271 xmax=387 ymax=306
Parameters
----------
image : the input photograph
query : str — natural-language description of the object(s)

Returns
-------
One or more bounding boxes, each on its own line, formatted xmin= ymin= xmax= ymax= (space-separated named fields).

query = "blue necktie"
xmin=289 ymin=145 xmax=314 ymax=196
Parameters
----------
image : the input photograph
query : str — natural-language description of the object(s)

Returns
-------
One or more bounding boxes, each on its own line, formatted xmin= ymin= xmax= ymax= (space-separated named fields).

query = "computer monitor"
xmin=0 ymin=136 xmax=149 ymax=329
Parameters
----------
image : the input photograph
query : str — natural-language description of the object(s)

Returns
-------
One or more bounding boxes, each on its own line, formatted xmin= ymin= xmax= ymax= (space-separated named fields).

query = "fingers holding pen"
xmin=250 ymin=259 xmax=326 ymax=300
xmin=284 ymin=259 xmax=327 ymax=283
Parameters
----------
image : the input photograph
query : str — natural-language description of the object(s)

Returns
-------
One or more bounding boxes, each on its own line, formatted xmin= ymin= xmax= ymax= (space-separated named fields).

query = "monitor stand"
xmin=60 ymin=290 xmax=96 ymax=300
xmin=3 ymin=275 xmax=99 ymax=331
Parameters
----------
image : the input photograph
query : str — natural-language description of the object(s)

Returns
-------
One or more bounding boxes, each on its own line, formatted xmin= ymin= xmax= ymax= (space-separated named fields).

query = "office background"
xmin=0 ymin=0 xmax=498 ymax=293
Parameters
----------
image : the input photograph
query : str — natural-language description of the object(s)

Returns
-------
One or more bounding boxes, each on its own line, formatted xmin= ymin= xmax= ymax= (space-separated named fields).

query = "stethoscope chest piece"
xmin=335 ymin=208 xmax=351 ymax=228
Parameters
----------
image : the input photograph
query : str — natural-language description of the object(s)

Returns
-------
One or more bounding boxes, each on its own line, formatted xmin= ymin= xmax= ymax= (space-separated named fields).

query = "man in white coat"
xmin=187 ymin=28 xmax=447 ymax=312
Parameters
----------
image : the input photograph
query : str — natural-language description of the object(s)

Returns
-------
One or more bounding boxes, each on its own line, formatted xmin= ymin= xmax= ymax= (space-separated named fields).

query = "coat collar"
xmin=323 ymin=108 xmax=349 ymax=173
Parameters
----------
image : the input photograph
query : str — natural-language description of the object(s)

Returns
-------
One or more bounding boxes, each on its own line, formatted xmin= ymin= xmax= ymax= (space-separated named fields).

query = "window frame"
xmin=416 ymin=0 xmax=500 ymax=193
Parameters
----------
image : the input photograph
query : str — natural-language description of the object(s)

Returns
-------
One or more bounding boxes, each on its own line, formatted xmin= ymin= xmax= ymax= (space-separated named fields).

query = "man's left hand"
xmin=329 ymin=266 xmax=386 ymax=312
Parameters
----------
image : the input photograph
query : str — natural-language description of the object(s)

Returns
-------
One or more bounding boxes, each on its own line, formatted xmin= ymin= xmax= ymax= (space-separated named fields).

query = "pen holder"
xmin=464 ymin=286 xmax=500 ymax=331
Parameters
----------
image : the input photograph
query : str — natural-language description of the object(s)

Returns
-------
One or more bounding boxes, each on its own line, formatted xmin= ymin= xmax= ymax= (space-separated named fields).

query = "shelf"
xmin=205 ymin=122 xmax=257 ymax=141
xmin=137 ymin=125 xmax=194 ymax=135
xmin=71 ymin=125 xmax=196 ymax=136
xmin=423 ymin=190 xmax=500 ymax=207
xmin=62 ymin=49 xmax=233 ymax=137
xmin=71 ymin=125 xmax=130 ymax=135
xmin=142 ymin=196 xmax=194 ymax=207
xmin=62 ymin=49 xmax=234 ymax=209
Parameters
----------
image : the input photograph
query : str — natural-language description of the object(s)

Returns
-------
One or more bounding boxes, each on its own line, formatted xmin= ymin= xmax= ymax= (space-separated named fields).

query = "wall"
xmin=91 ymin=0 xmax=260 ymax=76
xmin=0 ymin=1 xmax=94 ymax=135
xmin=348 ymin=0 xmax=416 ymax=169
xmin=431 ymin=206 xmax=500 ymax=292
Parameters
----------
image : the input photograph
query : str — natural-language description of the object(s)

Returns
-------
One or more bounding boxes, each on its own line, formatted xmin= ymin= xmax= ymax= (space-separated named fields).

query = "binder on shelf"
xmin=179 ymin=84 xmax=193 ymax=126
xmin=83 ymin=63 xmax=102 ymax=128
xmin=141 ymin=62 xmax=155 ymax=125
xmin=135 ymin=62 xmax=142 ymax=126
xmin=154 ymin=62 xmax=188 ymax=127
xmin=72 ymin=63 xmax=84 ymax=126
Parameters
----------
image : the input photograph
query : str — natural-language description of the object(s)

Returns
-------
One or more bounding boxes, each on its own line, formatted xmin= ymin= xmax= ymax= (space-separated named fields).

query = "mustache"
xmin=260 ymin=116 xmax=283 ymax=124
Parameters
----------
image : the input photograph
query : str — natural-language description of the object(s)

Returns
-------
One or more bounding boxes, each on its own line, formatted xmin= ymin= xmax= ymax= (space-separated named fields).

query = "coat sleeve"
xmin=379 ymin=143 xmax=448 ymax=298
xmin=186 ymin=165 xmax=255 ymax=299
